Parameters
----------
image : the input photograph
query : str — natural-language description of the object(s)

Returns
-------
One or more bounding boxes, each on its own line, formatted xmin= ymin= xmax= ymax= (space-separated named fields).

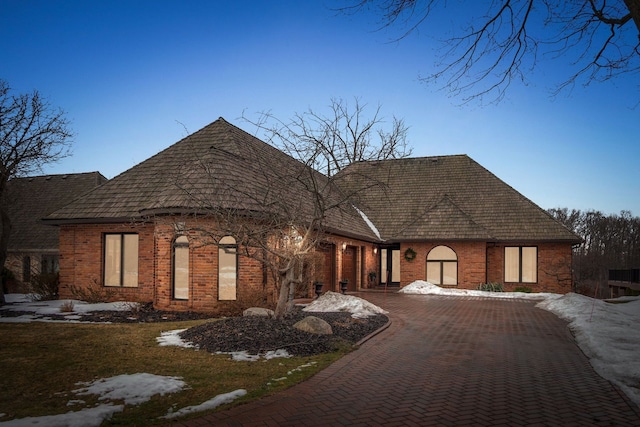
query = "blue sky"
xmin=2 ymin=0 xmax=638 ymax=215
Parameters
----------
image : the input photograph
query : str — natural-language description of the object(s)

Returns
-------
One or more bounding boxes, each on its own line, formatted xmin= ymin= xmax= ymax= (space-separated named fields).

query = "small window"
xmin=41 ymin=255 xmax=59 ymax=274
xmin=218 ymin=236 xmax=237 ymax=301
xmin=426 ymin=246 xmax=457 ymax=285
xmin=104 ymin=234 xmax=139 ymax=287
xmin=173 ymin=236 xmax=189 ymax=300
xmin=505 ymin=246 xmax=537 ymax=283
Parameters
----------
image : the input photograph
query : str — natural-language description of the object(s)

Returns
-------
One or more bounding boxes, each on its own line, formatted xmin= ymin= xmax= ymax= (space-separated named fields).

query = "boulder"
xmin=243 ymin=307 xmax=275 ymax=318
xmin=293 ymin=316 xmax=333 ymax=335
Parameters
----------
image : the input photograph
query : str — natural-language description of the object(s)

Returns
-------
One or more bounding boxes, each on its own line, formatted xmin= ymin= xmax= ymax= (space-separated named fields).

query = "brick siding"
xmin=398 ymin=241 xmax=573 ymax=293
xmin=58 ymin=219 xmax=573 ymax=313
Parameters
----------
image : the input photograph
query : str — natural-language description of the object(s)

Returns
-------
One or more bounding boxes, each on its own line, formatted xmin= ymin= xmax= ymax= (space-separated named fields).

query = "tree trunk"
xmin=624 ymin=0 xmax=640 ymax=35
xmin=0 ymin=206 xmax=11 ymax=305
xmin=274 ymin=268 xmax=294 ymax=319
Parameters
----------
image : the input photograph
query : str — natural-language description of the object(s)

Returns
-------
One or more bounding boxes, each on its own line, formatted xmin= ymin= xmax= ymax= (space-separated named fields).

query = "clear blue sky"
xmin=2 ymin=0 xmax=638 ymax=215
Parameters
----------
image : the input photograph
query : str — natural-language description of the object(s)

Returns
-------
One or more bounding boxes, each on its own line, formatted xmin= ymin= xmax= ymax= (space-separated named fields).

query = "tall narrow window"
xmin=426 ymin=246 xmax=458 ymax=285
xmin=104 ymin=234 xmax=139 ymax=287
xmin=22 ymin=256 xmax=31 ymax=283
xmin=173 ymin=236 xmax=189 ymax=300
xmin=505 ymin=246 xmax=537 ymax=283
xmin=391 ymin=249 xmax=401 ymax=283
xmin=380 ymin=248 xmax=388 ymax=284
xmin=218 ymin=236 xmax=237 ymax=301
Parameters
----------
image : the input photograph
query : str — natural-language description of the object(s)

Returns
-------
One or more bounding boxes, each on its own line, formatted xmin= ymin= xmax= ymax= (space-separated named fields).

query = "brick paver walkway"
xmin=173 ymin=292 xmax=640 ymax=426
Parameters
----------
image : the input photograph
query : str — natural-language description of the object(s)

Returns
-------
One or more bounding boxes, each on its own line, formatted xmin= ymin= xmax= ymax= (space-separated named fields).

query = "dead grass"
xmin=0 ymin=320 xmax=346 ymax=425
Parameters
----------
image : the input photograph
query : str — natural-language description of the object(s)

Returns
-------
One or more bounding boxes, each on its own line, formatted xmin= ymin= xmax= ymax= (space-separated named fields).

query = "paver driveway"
xmin=174 ymin=292 xmax=640 ymax=426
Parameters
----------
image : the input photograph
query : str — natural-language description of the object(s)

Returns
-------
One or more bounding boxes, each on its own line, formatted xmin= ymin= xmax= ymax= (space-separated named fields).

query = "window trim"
xmin=504 ymin=246 xmax=538 ymax=283
xmin=103 ymin=233 xmax=139 ymax=288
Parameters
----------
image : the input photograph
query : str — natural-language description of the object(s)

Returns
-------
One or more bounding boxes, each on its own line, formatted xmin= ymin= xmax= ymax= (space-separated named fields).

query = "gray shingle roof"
xmin=44 ymin=120 xmax=580 ymax=245
xmin=338 ymin=155 xmax=581 ymax=243
xmin=45 ymin=118 xmax=379 ymax=241
xmin=6 ymin=172 xmax=107 ymax=251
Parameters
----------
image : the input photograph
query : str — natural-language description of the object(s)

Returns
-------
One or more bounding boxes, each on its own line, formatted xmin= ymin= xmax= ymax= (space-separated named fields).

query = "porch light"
xmin=342 ymin=242 xmax=347 ymax=251
xmin=373 ymin=247 xmax=378 ymax=255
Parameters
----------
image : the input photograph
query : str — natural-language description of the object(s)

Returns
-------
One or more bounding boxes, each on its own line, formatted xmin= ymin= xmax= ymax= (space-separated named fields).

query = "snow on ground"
xmin=157 ymin=328 xmax=198 ymax=348
xmin=401 ymin=280 xmax=640 ymax=407
xmin=0 ymin=371 xmax=245 ymax=427
xmin=538 ymin=293 xmax=640 ymax=406
xmin=0 ymin=373 xmax=188 ymax=427
xmin=157 ymin=329 xmax=293 ymax=361
xmin=73 ymin=373 xmax=186 ymax=406
xmin=162 ymin=390 xmax=247 ymax=419
xmin=399 ymin=280 xmax=558 ymax=300
xmin=303 ymin=291 xmax=388 ymax=318
xmin=0 ymin=294 xmax=135 ymax=323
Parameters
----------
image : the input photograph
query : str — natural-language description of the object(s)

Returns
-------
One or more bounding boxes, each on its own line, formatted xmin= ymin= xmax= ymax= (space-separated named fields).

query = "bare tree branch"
xmin=0 ymin=79 xmax=73 ymax=305
xmin=338 ymin=0 xmax=640 ymax=103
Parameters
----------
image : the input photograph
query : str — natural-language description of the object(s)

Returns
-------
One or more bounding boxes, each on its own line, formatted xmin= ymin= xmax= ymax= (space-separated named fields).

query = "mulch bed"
xmin=0 ymin=304 xmax=388 ymax=357
xmin=180 ymin=308 xmax=389 ymax=357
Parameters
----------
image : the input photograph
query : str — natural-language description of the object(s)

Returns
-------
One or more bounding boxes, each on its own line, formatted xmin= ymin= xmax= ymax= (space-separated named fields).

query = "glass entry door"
xmin=380 ymin=246 xmax=400 ymax=286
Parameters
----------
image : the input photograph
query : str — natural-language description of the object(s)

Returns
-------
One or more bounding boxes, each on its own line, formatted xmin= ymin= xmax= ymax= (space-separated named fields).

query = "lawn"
xmin=0 ymin=320 xmax=346 ymax=425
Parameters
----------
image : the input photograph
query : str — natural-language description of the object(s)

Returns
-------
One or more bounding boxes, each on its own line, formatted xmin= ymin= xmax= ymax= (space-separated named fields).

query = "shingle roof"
xmin=6 ymin=172 xmax=107 ymax=251
xmin=45 ymin=118 xmax=379 ymax=241
xmin=338 ymin=155 xmax=581 ymax=243
xmin=44 ymin=121 xmax=580 ymax=245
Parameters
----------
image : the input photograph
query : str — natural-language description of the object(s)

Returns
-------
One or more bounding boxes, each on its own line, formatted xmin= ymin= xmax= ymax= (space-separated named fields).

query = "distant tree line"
xmin=548 ymin=208 xmax=640 ymax=297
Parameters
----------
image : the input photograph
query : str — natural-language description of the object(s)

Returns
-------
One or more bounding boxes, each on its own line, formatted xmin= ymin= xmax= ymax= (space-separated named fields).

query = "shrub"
xmin=477 ymin=282 xmax=504 ymax=292
xmin=59 ymin=300 xmax=75 ymax=313
xmin=1 ymin=268 xmax=15 ymax=293
xmin=514 ymin=286 xmax=532 ymax=293
xmin=68 ymin=278 xmax=116 ymax=304
xmin=29 ymin=272 xmax=59 ymax=301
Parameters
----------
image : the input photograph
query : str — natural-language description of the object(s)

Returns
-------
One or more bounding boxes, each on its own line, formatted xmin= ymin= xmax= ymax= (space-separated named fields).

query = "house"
xmin=43 ymin=118 xmax=580 ymax=312
xmin=338 ymin=156 xmax=581 ymax=292
xmin=4 ymin=172 xmax=107 ymax=292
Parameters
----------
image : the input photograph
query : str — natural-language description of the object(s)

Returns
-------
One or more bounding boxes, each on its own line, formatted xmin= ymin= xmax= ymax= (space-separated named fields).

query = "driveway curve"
xmin=175 ymin=292 xmax=640 ymax=426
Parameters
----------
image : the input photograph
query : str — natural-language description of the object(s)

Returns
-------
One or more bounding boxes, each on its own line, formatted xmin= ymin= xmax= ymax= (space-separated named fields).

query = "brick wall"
xmin=399 ymin=241 xmax=487 ymax=288
xmin=487 ymin=243 xmax=573 ymax=293
xmin=398 ymin=241 xmax=574 ymax=294
xmin=58 ymin=223 xmax=155 ymax=302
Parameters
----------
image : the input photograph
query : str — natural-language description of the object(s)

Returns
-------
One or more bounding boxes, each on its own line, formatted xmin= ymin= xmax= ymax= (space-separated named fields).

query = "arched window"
xmin=173 ymin=236 xmax=189 ymax=300
xmin=426 ymin=246 xmax=458 ymax=285
xmin=218 ymin=236 xmax=237 ymax=301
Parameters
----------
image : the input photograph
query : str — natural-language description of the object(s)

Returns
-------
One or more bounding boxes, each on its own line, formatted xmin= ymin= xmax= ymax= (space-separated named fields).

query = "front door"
xmin=316 ymin=243 xmax=335 ymax=293
xmin=380 ymin=246 xmax=401 ymax=287
xmin=342 ymin=245 xmax=358 ymax=291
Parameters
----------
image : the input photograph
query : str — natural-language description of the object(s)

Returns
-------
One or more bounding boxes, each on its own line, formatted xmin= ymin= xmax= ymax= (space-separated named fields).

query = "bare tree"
xmin=244 ymin=97 xmax=411 ymax=176
xmin=549 ymin=207 xmax=640 ymax=297
xmin=170 ymin=102 xmax=410 ymax=318
xmin=340 ymin=1 xmax=640 ymax=103
xmin=0 ymin=79 xmax=73 ymax=304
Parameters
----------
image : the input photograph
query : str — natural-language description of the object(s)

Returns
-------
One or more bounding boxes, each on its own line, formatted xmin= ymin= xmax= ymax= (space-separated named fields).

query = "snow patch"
xmin=162 ymin=389 xmax=247 ymax=419
xmin=399 ymin=280 xmax=558 ymax=300
xmin=303 ymin=291 xmax=387 ymax=318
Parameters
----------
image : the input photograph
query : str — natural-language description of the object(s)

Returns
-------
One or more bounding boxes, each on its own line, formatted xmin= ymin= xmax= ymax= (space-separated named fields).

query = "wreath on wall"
xmin=404 ymin=247 xmax=417 ymax=262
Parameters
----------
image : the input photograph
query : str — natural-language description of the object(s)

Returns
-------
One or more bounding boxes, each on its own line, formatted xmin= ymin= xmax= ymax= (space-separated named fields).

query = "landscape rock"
xmin=243 ymin=307 xmax=275 ymax=317
xmin=293 ymin=316 xmax=333 ymax=335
